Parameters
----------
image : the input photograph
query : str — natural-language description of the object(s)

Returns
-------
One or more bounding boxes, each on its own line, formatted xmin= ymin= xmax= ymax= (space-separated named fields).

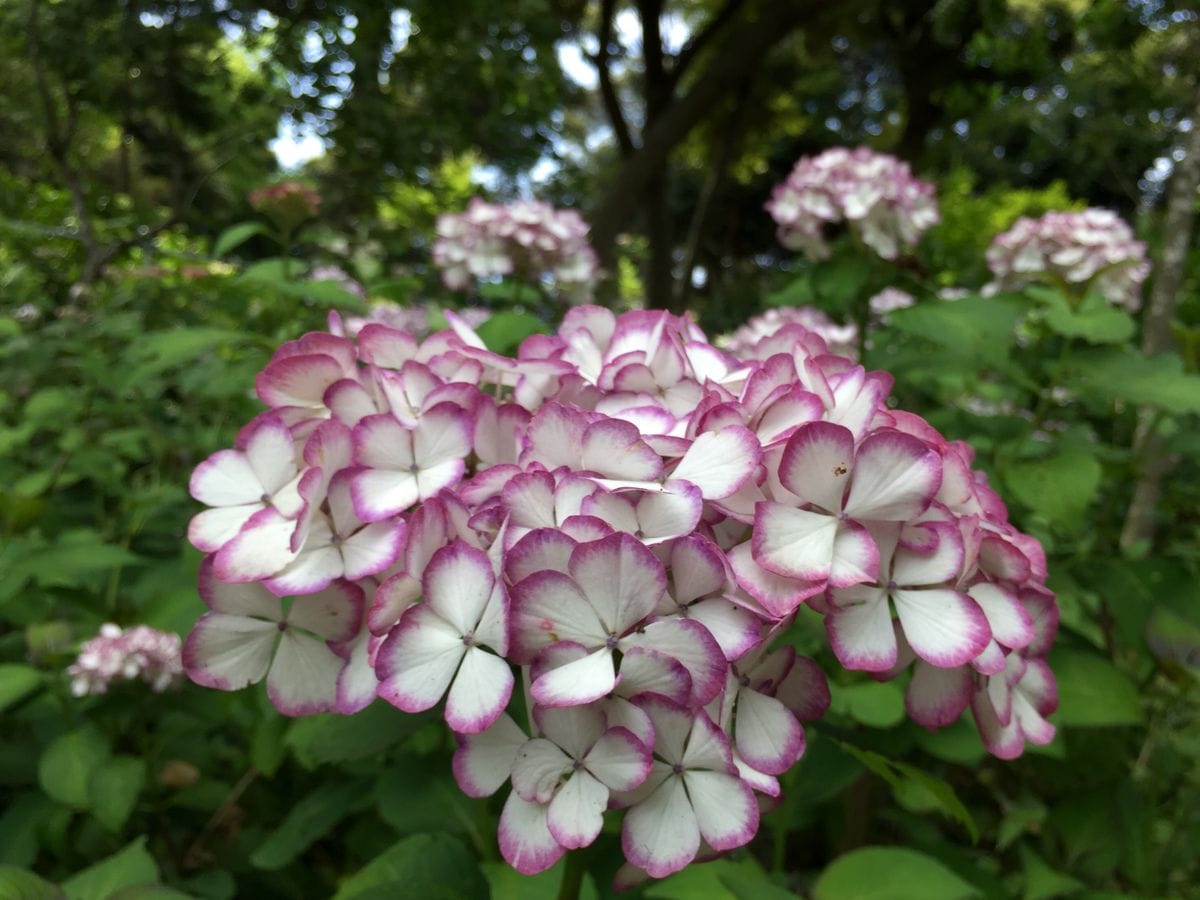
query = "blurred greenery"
xmin=2 ymin=0 xmax=1199 ymax=898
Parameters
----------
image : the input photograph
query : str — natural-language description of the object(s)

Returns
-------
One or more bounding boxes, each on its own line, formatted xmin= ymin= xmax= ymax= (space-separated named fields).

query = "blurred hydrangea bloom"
xmin=330 ymin=303 xmax=491 ymax=340
xmin=433 ymin=199 xmax=599 ymax=299
xmin=985 ymin=208 xmax=1150 ymax=311
xmin=68 ymin=624 xmax=184 ymax=696
xmin=868 ymin=287 xmax=916 ymax=321
xmin=248 ymin=181 xmax=321 ymax=233
xmin=719 ymin=306 xmax=858 ymax=359
xmin=766 ymin=147 xmax=940 ymax=260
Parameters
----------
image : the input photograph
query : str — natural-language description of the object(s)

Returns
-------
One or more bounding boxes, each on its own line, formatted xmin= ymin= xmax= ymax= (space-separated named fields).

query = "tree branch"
xmin=592 ymin=0 xmax=635 ymax=156
xmin=668 ymin=0 xmax=745 ymax=90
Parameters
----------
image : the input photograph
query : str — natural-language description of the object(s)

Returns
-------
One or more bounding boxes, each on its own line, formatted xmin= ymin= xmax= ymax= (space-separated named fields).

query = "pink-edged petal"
xmin=547 ymin=770 xmax=608 ymax=849
xmin=893 ymin=588 xmax=991 ymax=669
xmin=334 ymin=630 xmax=379 ymax=714
xmin=212 ymin=507 xmax=300 ymax=583
xmin=183 ymin=614 xmax=276 ymax=690
xmin=827 ymin=587 xmax=897 ymax=672
xmin=829 ymin=520 xmax=880 ymax=587
xmin=358 ymin=323 xmax=418 ymax=368
xmin=733 ymin=753 xmax=781 ymax=798
xmin=453 ymin=713 xmax=527 ymax=798
xmin=621 ymin=775 xmax=700 ymax=878
xmin=753 ymin=502 xmax=837 ymax=581
xmin=683 ymin=769 xmax=759 ymax=851
xmin=686 ymin=599 xmax=762 ymax=661
xmin=623 ymin=618 xmax=726 ymax=707
xmin=423 ymin=541 xmax=496 ymax=636
xmin=415 ymin=401 xmax=473 ymax=465
xmin=256 ymin=353 xmax=345 ymax=408
xmin=970 ymin=583 xmax=1035 ymax=650
xmin=734 ymin=689 xmax=805 ymax=775
xmin=498 ymin=792 xmax=566 ymax=876
xmin=512 ymin=739 xmax=573 ymax=804
xmin=906 ymin=661 xmax=973 ymax=729
xmin=892 ymin=525 xmax=964 ymax=587
xmin=669 ymin=535 xmax=728 ymax=602
xmin=415 ymin=457 xmax=467 ymax=498
xmin=844 ymin=430 xmax=942 ymax=521
xmin=584 ymin=726 xmax=652 ymax=792
xmin=569 ymin=533 xmax=667 ymax=634
xmin=188 ymin=504 xmax=259 ymax=553
xmin=973 ymin=640 xmax=1008 ymax=675
xmin=287 ymin=581 xmax=363 ymax=642
xmin=617 ymin=647 xmax=692 ymax=705
xmin=581 ymin=418 xmax=664 ymax=481
xmin=375 ymin=607 xmax=465 ymax=713
xmin=501 ymin=471 xmax=558 ymax=529
xmin=189 ymin=450 xmax=262 ymax=506
xmin=776 ymin=655 xmax=832 ymax=721
xmin=531 ymin=647 xmax=616 ymax=707
xmin=512 ymin=571 xmax=604 ymax=662
xmin=777 ymin=421 xmax=854 ymax=511
xmin=351 ymin=468 xmax=419 ymax=522
xmin=603 ymin=698 xmax=656 ymax=748
xmin=198 ymin=560 xmax=282 ymax=618
xmin=445 ymin=647 xmax=513 ymax=734
xmin=369 ymin=572 xmax=420 ymax=635
xmin=353 ymin=414 xmax=414 ymax=470
xmin=728 ymin=541 xmax=824 ymax=620
xmin=505 ymin=529 xmax=577 ymax=584
xmin=341 ymin=519 xmax=406 ymax=581
xmin=635 ymin=696 xmax=692 ymax=763
xmin=245 ymin=416 xmax=300 ymax=495
xmin=263 ymin=544 xmax=343 ymax=596
xmin=670 ymin=425 xmax=762 ymax=500
xmin=637 ymin=480 xmax=703 ymax=540
xmin=266 ymin=629 xmax=342 ymax=716
xmin=679 ymin=709 xmax=734 ymax=772
xmin=972 ymin=690 xmax=1025 ymax=760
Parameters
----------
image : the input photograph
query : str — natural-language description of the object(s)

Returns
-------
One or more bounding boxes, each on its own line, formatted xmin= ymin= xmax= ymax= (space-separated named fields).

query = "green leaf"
xmin=251 ymin=778 xmax=372 ymax=870
xmin=483 ymin=860 xmax=598 ymax=900
xmin=330 ymin=833 xmax=487 ymax=900
xmin=1042 ymin=303 xmax=1135 ymax=344
xmin=366 ymin=277 xmax=420 ymax=302
xmin=239 ymin=258 xmax=304 ymax=285
xmin=9 ymin=529 xmax=144 ymax=591
xmin=474 ymin=311 xmax=549 ymax=354
xmin=1019 ymin=844 xmax=1084 ymax=899
xmin=89 ymin=756 xmax=146 ymax=832
xmin=213 ymin=221 xmax=269 ymax=256
xmin=38 ymin=725 xmax=111 ymax=809
xmin=1004 ymin=442 xmax=1101 ymax=530
xmin=122 ymin=328 xmax=258 ymax=390
xmin=648 ymin=857 xmax=798 ymax=899
xmin=813 ymin=846 xmax=981 ymax=900
xmin=23 ymin=387 xmax=76 ymax=425
xmin=887 ymin=298 xmax=1019 ymax=365
xmin=0 ymin=664 xmax=42 ymax=711
xmin=0 ymin=866 xmax=65 ymax=900
xmin=107 ymin=887 xmax=195 ymax=900
xmin=284 ymin=280 xmax=368 ymax=312
xmin=1067 ymin=349 xmax=1200 ymax=414
xmin=836 ymin=742 xmax=979 ymax=842
xmin=376 ymin=758 xmax=476 ymax=837
xmin=61 ymin=837 xmax=159 ymax=900
xmin=1049 ymin=648 xmax=1143 ymax=727
xmin=285 ymin=703 xmax=431 ymax=767
xmin=829 ymin=681 xmax=905 ymax=728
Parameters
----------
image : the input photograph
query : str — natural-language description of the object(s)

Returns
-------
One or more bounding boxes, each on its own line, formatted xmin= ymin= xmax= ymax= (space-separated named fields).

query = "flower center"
xmin=671 ymin=763 xmax=684 ymax=776
xmin=605 ymin=634 xmax=619 ymax=650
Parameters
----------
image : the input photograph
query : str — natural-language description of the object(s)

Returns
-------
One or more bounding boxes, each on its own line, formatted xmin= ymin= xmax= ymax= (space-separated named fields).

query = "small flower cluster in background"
xmin=67 ymin=624 xmax=184 ymax=697
xmin=985 ymin=208 xmax=1150 ymax=311
xmin=247 ymin=180 xmax=321 ymax=233
xmin=433 ymin=198 xmax=599 ymax=299
xmin=329 ymin=302 xmax=491 ymax=341
xmin=720 ymin=306 xmax=859 ymax=359
xmin=182 ymin=301 xmax=1058 ymax=882
xmin=766 ymin=147 xmax=940 ymax=261
xmin=868 ymin=286 xmax=916 ymax=321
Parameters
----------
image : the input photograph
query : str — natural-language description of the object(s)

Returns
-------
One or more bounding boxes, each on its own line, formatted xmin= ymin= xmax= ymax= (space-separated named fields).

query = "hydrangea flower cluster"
xmin=183 ymin=306 xmax=1057 ymax=880
xmin=329 ymin=303 xmax=491 ymax=341
xmin=68 ymin=624 xmax=184 ymax=697
xmin=720 ymin=307 xmax=858 ymax=360
xmin=433 ymin=199 xmax=599 ymax=299
xmin=766 ymin=147 xmax=940 ymax=261
xmin=985 ymin=208 xmax=1150 ymax=311
xmin=247 ymin=181 xmax=321 ymax=233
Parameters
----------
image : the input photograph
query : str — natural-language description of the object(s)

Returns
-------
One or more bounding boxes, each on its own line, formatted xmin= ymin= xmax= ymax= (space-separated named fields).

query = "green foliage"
xmin=812 ymin=846 xmax=981 ymax=899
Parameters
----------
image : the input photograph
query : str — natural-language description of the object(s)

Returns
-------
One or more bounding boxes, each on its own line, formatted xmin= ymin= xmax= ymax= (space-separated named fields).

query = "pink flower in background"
xmin=68 ymin=624 xmax=184 ymax=696
xmin=433 ymin=199 xmax=599 ymax=299
xmin=766 ymin=147 xmax=940 ymax=260
xmin=720 ymin=307 xmax=859 ymax=360
xmin=985 ymin=208 xmax=1150 ymax=310
xmin=247 ymin=180 xmax=321 ymax=232
xmin=182 ymin=296 xmax=1058 ymax=882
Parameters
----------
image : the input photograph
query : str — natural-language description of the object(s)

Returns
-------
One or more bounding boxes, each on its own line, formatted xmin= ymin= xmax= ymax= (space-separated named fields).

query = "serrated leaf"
xmin=1050 ymin=648 xmax=1143 ymax=726
xmin=475 ymin=311 xmax=548 ymax=354
xmin=251 ymin=778 xmax=372 ymax=870
xmin=213 ymin=222 xmax=269 ymax=257
xmin=829 ymin=681 xmax=905 ymax=728
xmin=331 ymin=833 xmax=487 ymax=900
xmin=1042 ymin=303 xmax=1134 ymax=344
xmin=813 ymin=846 xmax=981 ymax=900
xmin=61 ymin=837 xmax=159 ymax=900
xmin=1068 ymin=349 xmax=1200 ymax=415
xmin=89 ymin=756 xmax=146 ymax=832
xmin=38 ymin=725 xmax=111 ymax=809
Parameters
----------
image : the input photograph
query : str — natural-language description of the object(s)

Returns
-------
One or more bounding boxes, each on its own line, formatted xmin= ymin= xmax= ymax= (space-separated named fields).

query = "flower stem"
xmin=557 ymin=849 xmax=588 ymax=900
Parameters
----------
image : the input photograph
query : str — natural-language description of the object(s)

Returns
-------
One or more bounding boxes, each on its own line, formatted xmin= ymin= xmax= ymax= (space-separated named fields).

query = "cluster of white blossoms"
xmin=328 ymin=304 xmax=491 ymax=341
xmin=182 ymin=301 xmax=1058 ymax=882
xmin=766 ymin=147 xmax=940 ymax=261
xmin=432 ymin=199 xmax=599 ymax=299
xmin=985 ymin=208 xmax=1150 ymax=311
xmin=67 ymin=624 xmax=184 ymax=697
